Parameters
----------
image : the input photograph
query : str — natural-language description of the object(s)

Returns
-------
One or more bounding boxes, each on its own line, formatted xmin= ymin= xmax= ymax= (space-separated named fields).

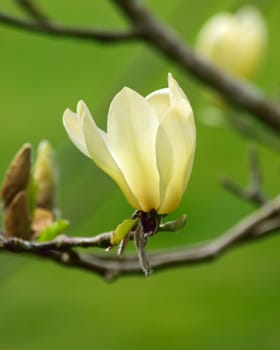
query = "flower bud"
xmin=1 ymin=144 xmax=31 ymax=209
xmin=1 ymin=144 xmax=32 ymax=239
xmin=33 ymin=141 xmax=57 ymax=211
xmin=196 ymin=6 xmax=267 ymax=80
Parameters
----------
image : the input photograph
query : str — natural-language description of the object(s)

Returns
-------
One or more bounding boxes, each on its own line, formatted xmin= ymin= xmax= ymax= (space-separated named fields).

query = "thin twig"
xmin=0 ymin=11 xmax=140 ymax=43
xmin=16 ymin=0 xmax=49 ymax=24
xmin=248 ymin=146 xmax=263 ymax=196
xmin=221 ymin=145 xmax=266 ymax=206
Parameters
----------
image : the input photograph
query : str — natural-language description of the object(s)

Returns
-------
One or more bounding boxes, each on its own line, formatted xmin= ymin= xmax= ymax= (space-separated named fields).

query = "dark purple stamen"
xmin=132 ymin=210 xmax=160 ymax=237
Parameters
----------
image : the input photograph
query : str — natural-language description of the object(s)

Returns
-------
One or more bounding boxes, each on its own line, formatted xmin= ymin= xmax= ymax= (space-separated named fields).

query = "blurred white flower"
xmin=196 ymin=6 xmax=267 ymax=79
xmin=63 ymin=74 xmax=196 ymax=214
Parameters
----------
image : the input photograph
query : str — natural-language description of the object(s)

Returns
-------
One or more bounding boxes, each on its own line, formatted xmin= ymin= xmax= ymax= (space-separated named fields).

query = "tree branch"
xmin=1 ymin=194 xmax=280 ymax=280
xmin=0 ymin=11 xmax=140 ymax=43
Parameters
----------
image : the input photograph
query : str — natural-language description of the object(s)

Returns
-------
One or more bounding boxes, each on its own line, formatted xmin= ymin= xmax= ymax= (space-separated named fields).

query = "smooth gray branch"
xmin=0 ymin=231 xmax=112 ymax=251
xmin=1 ymin=194 xmax=280 ymax=280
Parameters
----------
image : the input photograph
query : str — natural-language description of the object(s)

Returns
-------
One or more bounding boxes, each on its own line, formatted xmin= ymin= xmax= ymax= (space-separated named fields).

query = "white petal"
xmin=79 ymin=101 xmax=140 ymax=209
xmin=168 ymin=73 xmax=192 ymax=109
xmin=145 ymin=88 xmax=170 ymax=122
xmin=63 ymin=106 xmax=89 ymax=157
xmin=156 ymin=99 xmax=196 ymax=214
xmin=107 ymin=87 xmax=160 ymax=212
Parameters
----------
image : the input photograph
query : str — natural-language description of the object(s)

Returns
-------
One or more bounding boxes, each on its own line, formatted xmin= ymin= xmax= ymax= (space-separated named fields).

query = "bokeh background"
xmin=0 ymin=0 xmax=280 ymax=349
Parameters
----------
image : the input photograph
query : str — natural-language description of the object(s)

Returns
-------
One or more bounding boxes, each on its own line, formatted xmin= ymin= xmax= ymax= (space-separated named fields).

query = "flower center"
xmin=132 ymin=209 xmax=162 ymax=237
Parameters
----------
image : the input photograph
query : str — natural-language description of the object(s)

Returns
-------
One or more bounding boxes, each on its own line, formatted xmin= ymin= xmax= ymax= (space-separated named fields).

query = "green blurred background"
xmin=0 ymin=0 xmax=280 ymax=349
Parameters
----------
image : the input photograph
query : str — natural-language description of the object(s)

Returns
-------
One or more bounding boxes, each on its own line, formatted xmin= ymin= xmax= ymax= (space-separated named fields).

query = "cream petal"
xmin=79 ymin=101 xmax=140 ymax=209
xmin=168 ymin=73 xmax=192 ymax=109
xmin=63 ymin=107 xmax=89 ymax=157
xmin=156 ymin=99 xmax=196 ymax=214
xmin=145 ymin=88 xmax=170 ymax=122
xmin=155 ymin=124 xmax=174 ymax=212
xmin=107 ymin=87 xmax=160 ymax=212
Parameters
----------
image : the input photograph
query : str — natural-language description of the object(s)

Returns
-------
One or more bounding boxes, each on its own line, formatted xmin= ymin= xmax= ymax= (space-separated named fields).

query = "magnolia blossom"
xmin=196 ymin=6 xmax=267 ymax=79
xmin=63 ymin=74 xmax=196 ymax=214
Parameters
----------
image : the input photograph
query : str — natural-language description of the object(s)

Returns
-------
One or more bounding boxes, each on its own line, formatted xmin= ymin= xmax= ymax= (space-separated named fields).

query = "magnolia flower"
xmin=195 ymin=6 xmax=267 ymax=79
xmin=63 ymin=74 xmax=196 ymax=214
